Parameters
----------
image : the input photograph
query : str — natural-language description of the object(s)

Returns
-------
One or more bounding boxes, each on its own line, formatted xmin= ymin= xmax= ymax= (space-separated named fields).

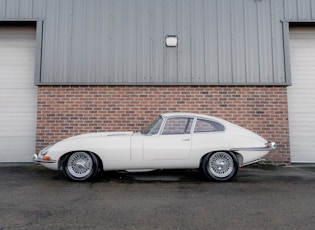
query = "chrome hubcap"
xmin=67 ymin=152 xmax=93 ymax=178
xmin=208 ymin=152 xmax=234 ymax=178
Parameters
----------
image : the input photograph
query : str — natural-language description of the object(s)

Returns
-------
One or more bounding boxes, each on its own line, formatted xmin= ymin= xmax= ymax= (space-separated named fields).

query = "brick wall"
xmin=36 ymin=85 xmax=290 ymax=163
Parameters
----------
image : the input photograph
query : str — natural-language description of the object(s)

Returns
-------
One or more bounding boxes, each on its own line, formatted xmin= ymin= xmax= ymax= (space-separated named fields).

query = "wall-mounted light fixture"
xmin=165 ymin=35 xmax=177 ymax=47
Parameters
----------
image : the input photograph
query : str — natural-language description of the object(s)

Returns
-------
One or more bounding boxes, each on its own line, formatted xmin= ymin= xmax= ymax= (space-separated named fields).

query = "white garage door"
xmin=288 ymin=28 xmax=315 ymax=163
xmin=0 ymin=27 xmax=37 ymax=162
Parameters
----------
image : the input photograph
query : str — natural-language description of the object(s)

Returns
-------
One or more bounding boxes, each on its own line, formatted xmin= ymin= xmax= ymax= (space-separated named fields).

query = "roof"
xmin=160 ymin=112 xmax=235 ymax=127
xmin=161 ymin=112 xmax=214 ymax=119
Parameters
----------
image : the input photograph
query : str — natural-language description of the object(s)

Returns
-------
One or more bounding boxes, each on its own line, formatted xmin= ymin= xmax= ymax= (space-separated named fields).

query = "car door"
xmin=143 ymin=117 xmax=193 ymax=160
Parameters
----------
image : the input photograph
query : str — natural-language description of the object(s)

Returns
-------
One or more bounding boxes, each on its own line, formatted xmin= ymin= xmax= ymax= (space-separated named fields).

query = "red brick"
xmin=36 ymin=85 xmax=290 ymax=163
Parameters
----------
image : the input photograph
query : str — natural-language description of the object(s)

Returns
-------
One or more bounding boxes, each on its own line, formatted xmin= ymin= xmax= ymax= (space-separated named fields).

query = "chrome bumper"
xmin=230 ymin=142 xmax=276 ymax=152
xmin=33 ymin=154 xmax=57 ymax=163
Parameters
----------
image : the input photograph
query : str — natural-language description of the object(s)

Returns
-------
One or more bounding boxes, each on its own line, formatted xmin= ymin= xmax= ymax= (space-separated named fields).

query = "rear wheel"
xmin=64 ymin=152 xmax=99 ymax=181
xmin=202 ymin=151 xmax=238 ymax=182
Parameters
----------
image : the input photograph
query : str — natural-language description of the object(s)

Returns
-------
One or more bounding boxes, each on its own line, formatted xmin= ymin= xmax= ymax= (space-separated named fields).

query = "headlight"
xmin=39 ymin=145 xmax=54 ymax=156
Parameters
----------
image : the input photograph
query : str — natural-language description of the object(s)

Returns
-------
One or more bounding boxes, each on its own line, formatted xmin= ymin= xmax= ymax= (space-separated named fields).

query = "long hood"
xmin=50 ymin=131 xmax=133 ymax=155
xmin=65 ymin=131 xmax=134 ymax=140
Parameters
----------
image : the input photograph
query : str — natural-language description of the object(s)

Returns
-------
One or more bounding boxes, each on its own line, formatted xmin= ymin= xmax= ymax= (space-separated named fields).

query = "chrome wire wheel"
xmin=202 ymin=151 xmax=238 ymax=182
xmin=64 ymin=152 xmax=98 ymax=181
xmin=208 ymin=152 xmax=234 ymax=178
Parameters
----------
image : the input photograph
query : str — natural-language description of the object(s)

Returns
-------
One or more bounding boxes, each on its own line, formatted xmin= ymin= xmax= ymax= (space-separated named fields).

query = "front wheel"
xmin=64 ymin=152 xmax=99 ymax=181
xmin=202 ymin=151 xmax=238 ymax=182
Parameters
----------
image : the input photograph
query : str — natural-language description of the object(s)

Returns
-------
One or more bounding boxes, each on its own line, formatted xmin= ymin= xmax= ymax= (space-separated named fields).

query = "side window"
xmin=162 ymin=118 xmax=193 ymax=135
xmin=142 ymin=116 xmax=163 ymax=135
xmin=194 ymin=119 xmax=225 ymax=133
xmin=147 ymin=118 xmax=163 ymax=135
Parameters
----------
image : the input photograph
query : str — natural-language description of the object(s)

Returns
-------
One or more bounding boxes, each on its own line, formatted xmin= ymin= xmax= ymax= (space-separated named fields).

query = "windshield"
xmin=141 ymin=116 xmax=163 ymax=135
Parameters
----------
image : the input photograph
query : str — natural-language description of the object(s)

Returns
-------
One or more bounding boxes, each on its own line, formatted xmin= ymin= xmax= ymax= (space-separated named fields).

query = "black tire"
xmin=64 ymin=152 xmax=99 ymax=181
xmin=202 ymin=151 xmax=239 ymax=182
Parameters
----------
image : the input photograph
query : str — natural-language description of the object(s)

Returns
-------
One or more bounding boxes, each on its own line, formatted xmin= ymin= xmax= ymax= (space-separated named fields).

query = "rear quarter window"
xmin=194 ymin=119 xmax=225 ymax=133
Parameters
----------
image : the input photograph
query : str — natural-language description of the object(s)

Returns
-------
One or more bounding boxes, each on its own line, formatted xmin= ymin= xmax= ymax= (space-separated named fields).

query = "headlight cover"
xmin=39 ymin=145 xmax=54 ymax=156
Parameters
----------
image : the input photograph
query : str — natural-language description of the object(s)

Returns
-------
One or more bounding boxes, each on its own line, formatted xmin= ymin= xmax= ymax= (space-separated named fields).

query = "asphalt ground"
xmin=0 ymin=163 xmax=315 ymax=230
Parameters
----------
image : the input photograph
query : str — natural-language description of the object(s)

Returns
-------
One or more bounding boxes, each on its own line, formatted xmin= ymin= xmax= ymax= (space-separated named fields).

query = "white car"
xmin=33 ymin=113 xmax=276 ymax=182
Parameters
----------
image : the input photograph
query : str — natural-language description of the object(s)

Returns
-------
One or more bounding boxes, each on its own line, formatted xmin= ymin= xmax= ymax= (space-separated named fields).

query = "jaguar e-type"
xmin=33 ymin=113 xmax=276 ymax=182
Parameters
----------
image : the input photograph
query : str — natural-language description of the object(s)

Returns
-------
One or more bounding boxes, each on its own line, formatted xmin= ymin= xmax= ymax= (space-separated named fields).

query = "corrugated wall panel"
xmin=191 ymin=0 xmax=205 ymax=84
xmin=244 ymin=0 xmax=260 ymax=83
xmin=204 ymin=0 xmax=219 ymax=83
xmin=177 ymin=0 xmax=191 ymax=83
xmin=136 ymin=0 xmax=152 ymax=83
xmin=0 ymin=0 xmax=5 ymax=17
xmin=70 ymin=0 xmax=86 ymax=83
xmin=271 ymin=0 xmax=286 ymax=84
xmin=57 ymin=0 xmax=72 ymax=83
xmin=84 ymin=0 xmax=99 ymax=83
xmin=312 ymin=0 xmax=315 ymax=19
xmin=231 ymin=0 xmax=246 ymax=83
xmin=284 ymin=0 xmax=298 ymax=20
xmin=5 ymin=0 xmax=20 ymax=19
xmin=32 ymin=0 xmax=46 ymax=19
xmin=257 ymin=0 xmax=273 ymax=83
xmin=19 ymin=0 xmax=33 ymax=18
xmin=297 ymin=0 xmax=312 ymax=20
xmin=164 ymin=0 xmax=178 ymax=83
xmin=96 ymin=0 xmax=111 ymax=83
xmin=150 ymin=0 xmax=164 ymax=83
xmin=91 ymin=0 xmax=100 ymax=82
xmin=122 ymin=0 xmax=137 ymax=83
xmin=41 ymin=0 xmax=60 ymax=83
xmin=111 ymin=0 xmax=125 ymax=83
xmin=218 ymin=0 xmax=232 ymax=83
xmin=8 ymin=0 xmax=315 ymax=85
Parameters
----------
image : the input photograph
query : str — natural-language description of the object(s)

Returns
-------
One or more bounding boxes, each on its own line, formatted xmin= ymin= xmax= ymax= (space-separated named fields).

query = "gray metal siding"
xmin=1 ymin=0 xmax=315 ymax=85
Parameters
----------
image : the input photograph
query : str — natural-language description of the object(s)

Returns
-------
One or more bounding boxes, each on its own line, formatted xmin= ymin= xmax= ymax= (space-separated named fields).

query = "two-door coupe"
xmin=33 ymin=113 xmax=276 ymax=182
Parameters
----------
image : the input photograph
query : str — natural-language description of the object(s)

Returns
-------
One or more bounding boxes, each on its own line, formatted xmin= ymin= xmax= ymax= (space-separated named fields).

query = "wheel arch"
xmin=58 ymin=151 xmax=103 ymax=172
xmin=199 ymin=150 xmax=242 ymax=169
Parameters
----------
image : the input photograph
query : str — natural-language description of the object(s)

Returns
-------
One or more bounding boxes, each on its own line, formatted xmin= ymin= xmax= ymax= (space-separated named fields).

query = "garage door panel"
xmin=290 ymin=121 xmax=315 ymax=128
xmin=291 ymin=83 xmax=315 ymax=87
xmin=290 ymin=139 xmax=314 ymax=144
xmin=0 ymin=27 xmax=37 ymax=162
xmin=0 ymin=81 xmax=36 ymax=89
xmin=289 ymin=102 xmax=315 ymax=107
xmin=0 ymin=114 xmax=36 ymax=134
xmin=289 ymin=28 xmax=315 ymax=163
xmin=289 ymin=94 xmax=315 ymax=100
xmin=0 ymin=66 xmax=35 ymax=72
xmin=0 ymin=90 xmax=37 ymax=99
xmin=289 ymin=120 xmax=315 ymax=127
xmin=289 ymin=133 xmax=315 ymax=140
xmin=1 ymin=100 xmax=37 ymax=113
xmin=291 ymin=154 xmax=315 ymax=163
xmin=0 ymin=137 xmax=36 ymax=162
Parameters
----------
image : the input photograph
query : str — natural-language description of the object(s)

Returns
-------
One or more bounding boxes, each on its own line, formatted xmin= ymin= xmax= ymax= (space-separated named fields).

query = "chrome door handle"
xmin=181 ymin=138 xmax=190 ymax=141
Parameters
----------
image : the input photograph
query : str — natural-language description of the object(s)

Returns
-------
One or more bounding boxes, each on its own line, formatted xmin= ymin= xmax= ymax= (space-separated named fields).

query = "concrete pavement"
xmin=0 ymin=163 xmax=315 ymax=229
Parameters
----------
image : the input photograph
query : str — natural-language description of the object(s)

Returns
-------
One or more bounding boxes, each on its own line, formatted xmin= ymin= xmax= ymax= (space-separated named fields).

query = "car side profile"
xmin=33 ymin=113 xmax=276 ymax=182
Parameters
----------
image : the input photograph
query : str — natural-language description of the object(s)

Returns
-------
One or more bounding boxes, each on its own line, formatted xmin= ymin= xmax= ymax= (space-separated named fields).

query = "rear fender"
xmin=199 ymin=150 xmax=242 ymax=168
